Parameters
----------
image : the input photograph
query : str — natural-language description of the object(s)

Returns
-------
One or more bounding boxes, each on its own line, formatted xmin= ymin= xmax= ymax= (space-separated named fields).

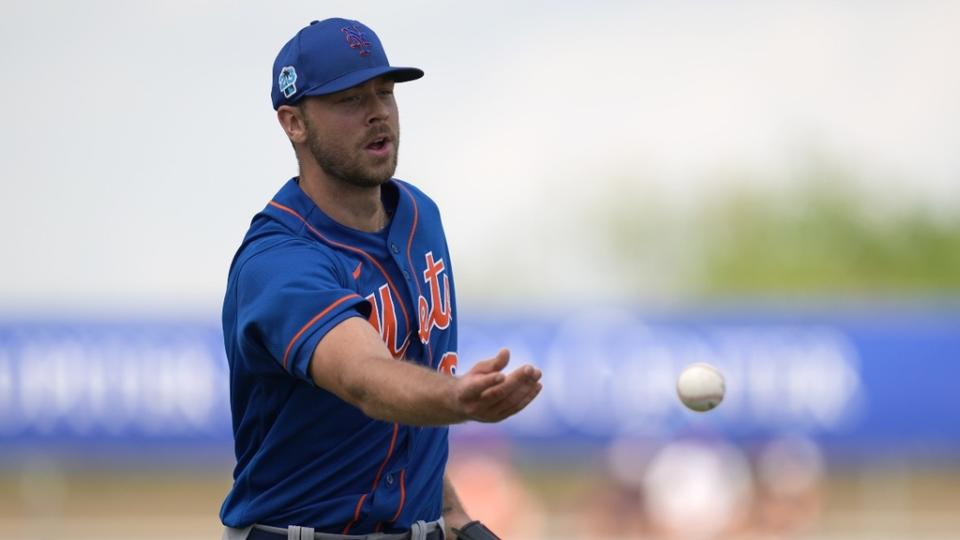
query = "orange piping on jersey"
xmin=282 ymin=293 xmax=360 ymax=371
xmin=270 ymin=201 xmax=410 ymax=534
xmin=388 ymin=468 xmax=407 ymax=522
xmin=341 ymin=422 xmax=399 ymax=534
xmin=369 ymin=422 xmax=399 ymax=491
xmin=342 ymin=493 xmax=368 ymax=534
xmin=395 ymin=184 xmax=434 ymax=367
xmin=397 ymin=184 xmax=422 ymax=310
xmin=268 ymin=200 xmax=412 ymax=333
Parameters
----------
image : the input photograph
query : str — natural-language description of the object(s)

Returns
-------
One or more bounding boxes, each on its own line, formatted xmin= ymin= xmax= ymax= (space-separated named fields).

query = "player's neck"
xmin=298 ymin=170 xmax=388 ymax=233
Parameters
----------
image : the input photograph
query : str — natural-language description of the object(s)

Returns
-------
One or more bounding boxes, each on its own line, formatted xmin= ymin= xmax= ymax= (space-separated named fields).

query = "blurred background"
xmin=1 ymin=1 xmax=959 ymax=538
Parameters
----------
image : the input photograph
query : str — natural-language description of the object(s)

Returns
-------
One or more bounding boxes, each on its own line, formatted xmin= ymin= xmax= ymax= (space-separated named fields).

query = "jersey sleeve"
xmin=233 ymin=240 xmax=371 ymax=383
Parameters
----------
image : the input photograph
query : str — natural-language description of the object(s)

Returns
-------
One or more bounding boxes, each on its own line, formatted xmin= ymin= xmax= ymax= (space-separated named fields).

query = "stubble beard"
xmin=305 ymin=125 xmax=399 ymax=188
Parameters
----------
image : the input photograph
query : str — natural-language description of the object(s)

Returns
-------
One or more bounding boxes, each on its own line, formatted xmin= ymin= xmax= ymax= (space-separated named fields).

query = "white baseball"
xmin=677 ymin=362 xmax=725 ymax=412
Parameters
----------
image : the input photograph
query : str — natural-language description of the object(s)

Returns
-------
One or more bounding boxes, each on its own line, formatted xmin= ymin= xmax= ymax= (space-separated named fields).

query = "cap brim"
xmin=301 ymin=66 xmax=424 ymax=97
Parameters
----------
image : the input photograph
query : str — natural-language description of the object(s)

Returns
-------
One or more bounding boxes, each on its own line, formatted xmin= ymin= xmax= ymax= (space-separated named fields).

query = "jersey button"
xmin=385 ymin=474 xmax=395 ymax=486
xmin=391 ymin=243 xmax=400 ymax=254
xmin=402 ymin=270 xmax=410 ymax=280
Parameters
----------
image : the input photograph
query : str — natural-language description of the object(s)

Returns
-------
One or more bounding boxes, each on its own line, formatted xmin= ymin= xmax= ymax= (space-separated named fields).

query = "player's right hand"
xmin=454 ymin=349 xmax=543 ymax=423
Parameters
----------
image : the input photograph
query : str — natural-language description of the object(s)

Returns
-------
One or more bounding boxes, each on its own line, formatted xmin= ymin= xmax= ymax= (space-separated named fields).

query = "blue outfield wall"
xmin=0 ymin=308 xmax=957 ymax=460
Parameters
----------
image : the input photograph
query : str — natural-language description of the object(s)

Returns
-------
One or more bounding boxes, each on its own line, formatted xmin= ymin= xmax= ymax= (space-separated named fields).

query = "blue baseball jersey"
xmin=219 ymin=177 xmax=459 ymax=534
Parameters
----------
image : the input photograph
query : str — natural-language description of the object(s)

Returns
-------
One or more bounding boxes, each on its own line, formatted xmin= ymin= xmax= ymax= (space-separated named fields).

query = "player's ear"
xmin=277 ymin=104 xmax=308 ymax=144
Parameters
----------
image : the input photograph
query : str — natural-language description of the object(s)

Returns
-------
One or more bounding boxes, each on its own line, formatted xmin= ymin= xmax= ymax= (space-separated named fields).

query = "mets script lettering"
xmin=366 ymin=284 xmax=409 ymax=358
xmin=417 ymin=252 xmax=452 ymax=344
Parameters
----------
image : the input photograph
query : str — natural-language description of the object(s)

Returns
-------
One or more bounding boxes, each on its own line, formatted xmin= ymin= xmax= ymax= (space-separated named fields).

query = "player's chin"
xmin=363 ymin=156 xmax=398 ymax=181
xmin=348 ymin=166 xmax=395 ymax=187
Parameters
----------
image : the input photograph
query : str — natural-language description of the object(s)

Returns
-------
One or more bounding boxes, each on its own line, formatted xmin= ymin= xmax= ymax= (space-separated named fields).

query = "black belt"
xmin=247 ymin=524 xmax=444 ymax=540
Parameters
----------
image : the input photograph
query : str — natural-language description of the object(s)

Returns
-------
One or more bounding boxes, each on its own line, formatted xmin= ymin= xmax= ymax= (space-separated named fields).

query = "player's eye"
xmin=339 ymin=95 xmax=361 ymax=104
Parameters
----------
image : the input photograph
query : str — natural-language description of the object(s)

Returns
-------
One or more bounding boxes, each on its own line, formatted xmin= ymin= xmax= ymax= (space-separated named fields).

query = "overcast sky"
xmin=2 ymin=1 xmax=958 ymax=315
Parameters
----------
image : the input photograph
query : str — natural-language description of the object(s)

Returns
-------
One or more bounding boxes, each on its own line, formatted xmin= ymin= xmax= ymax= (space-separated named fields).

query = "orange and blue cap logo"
xmin=341 ymin=24 xmax=372 ymax=57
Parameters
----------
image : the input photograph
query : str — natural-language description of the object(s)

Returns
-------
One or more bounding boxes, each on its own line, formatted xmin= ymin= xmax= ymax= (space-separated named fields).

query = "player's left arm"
xmin=443 ymin=474 xmax=502 ymax=539
xmin=442 ymin=472 xmax=471 ymax=537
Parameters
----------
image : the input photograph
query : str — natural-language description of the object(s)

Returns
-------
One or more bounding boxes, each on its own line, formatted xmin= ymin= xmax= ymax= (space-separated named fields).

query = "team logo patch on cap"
xmin=341 ymin=24 xmax=372 ymax=56
xmin=278 ymin=66 xmax=298 ymax=98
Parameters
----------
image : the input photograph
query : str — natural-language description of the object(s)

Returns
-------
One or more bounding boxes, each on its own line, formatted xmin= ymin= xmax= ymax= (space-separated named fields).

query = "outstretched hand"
xmin=454 ymin=349 xmax=542 ymax=423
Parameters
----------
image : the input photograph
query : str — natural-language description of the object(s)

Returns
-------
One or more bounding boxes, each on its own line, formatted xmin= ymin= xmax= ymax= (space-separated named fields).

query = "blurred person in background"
xmin=445 ymin=439 xmax=547 ymax=539
xmin=586 ymin=438 xmax=755 ymax=539
xmin=641 ymin=439 xmax=754 ymax=538
xmin=752 ymin=435 xmax=825 ymax=537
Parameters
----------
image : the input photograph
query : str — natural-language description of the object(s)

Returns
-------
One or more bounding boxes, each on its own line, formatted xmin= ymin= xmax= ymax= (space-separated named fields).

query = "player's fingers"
xmin=473 ymin=372 xmax=540 ymax=420
xmin=458 ymin=371 xmax=505 ymax=402
xmin=478 ymin=364 xmax=541 ymax=402
xmin=510 ymin=382 xmax=543 ymax=415
xmin=476 ymin=375 xmax=519 ymax=403
xmin=468 ymin=348 xmax=510 ymax=375
xmin=487 ymin=381 xmax=542 ymax=421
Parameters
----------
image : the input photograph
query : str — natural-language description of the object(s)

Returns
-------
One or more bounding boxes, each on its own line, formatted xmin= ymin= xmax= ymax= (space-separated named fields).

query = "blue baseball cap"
xmin=271 ymin=18 xmax=424 ymax=110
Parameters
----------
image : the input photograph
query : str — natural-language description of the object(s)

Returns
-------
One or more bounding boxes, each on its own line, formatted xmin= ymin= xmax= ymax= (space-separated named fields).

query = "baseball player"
xmin=220 ymin=18 xmax=543 ymax=540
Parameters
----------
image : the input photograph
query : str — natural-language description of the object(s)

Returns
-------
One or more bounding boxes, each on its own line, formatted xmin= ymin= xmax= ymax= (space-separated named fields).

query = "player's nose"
xmin=366 ymin=101 xmax=390 ymax=125
xmin=364 ymin=93 xmax=391 ymax=125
